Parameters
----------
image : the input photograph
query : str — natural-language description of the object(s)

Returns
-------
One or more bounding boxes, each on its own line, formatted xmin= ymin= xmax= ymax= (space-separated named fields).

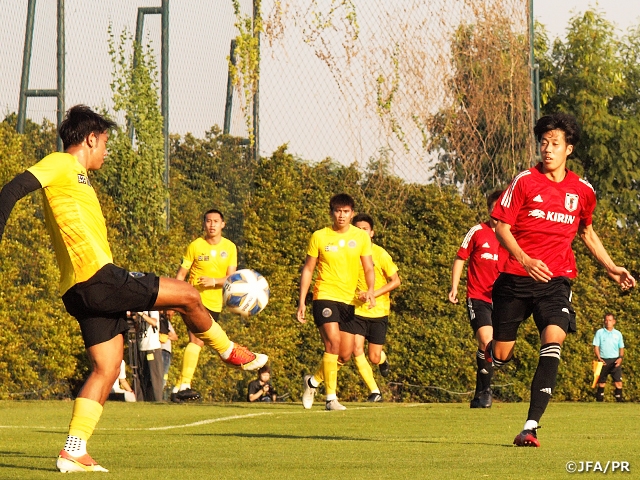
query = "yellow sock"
xmin=323 ymin=353 xmax=339 ymax=396
xmin=179 ymin=342 xmax=202 ymax=385
xmin=68 ymin=397 xmax=103 ymax=441
xmin=312 ymin=359 xmax=343 ymax=385
xmin=378 ymin=350 xmax=387 ymax=365
xmin=355 ymin=354 xmax=379 ymax=393
xmin=192 ymin=321 xmax=231 ymax=355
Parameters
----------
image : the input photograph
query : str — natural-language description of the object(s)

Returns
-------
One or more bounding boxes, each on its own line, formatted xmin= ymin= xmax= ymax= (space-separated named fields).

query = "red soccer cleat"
xmin=513 ymin=428 xmax=540 ymax=447
xmin=221 ymin=343 xmax=268 ymax=371
xmin=57 ymin=450 xmax=109 ymax=472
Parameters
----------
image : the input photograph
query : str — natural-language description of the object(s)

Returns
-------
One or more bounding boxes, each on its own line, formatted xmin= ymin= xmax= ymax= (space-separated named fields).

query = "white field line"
xmin=0 ymin=405 xmax=387 ymax=432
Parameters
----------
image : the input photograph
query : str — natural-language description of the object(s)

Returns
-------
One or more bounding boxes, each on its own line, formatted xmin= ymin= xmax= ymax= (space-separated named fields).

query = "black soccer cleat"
xmin=367 ymin=392 xmax=383 ymax=403
xmin=378 ymin=359 xmax=390 ymax=378
xmin=172 ymin=388 xmax=201 ymax=403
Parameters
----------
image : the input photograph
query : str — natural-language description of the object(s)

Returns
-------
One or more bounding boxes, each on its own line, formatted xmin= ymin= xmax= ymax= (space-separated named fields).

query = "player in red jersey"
xmin=488 ymin=113 xmax=635 ymax=447
xmin=449 ymin=190 xmax=502 ymax=408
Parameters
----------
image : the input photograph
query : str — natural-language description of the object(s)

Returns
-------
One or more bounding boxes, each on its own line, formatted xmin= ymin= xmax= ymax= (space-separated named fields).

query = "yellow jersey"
xmin=306 ymin=225 xmax=372 ymax=304
xmin=355 ymin=243 xmax=398 ymax=318
xmin=28 ymin=153 xmax=113 ymax=295
xmin=180 ymin=236 xmax=237 ymax=312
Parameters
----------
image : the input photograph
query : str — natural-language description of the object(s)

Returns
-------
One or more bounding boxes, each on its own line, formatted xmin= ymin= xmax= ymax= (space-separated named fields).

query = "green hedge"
xmin=1 ymin=120 xmax=638 ymax=403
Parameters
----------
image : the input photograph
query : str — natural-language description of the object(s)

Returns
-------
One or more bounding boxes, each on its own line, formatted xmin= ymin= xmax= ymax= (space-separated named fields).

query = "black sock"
xmin=596 ymin=386 xmax=605 ymax=401
xmin=614 ymin=388 xmax=622 ymax=402
xmin=527 ymin=343 xmax=561 ymax=423
xmin=476 ymin=349 xmax=494 ymax=394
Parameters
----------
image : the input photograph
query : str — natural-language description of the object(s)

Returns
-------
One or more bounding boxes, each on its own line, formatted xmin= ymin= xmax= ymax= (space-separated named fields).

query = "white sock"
xmin=172 ymin=386 xmax=179 ymax=393
xmin=179 ymin=383 xmax=191 ymax=391
xmin=326 ymin=394 xmax=337 ymax=402
xmin=220 ymin=342 xmax=234 ymax=360
xmin=524 ymin=420 xmax=538 ymax=431
xmin=63 ymin=435 xmax=87 ymax=456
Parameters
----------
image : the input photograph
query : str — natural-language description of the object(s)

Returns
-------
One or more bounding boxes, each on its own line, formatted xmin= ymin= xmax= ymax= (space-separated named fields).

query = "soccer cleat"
xmin=469 ymin=397 xmax=481 ymax=408
xmin=378 ymin=359 xmax=390 ymax=377
xmin=325 ymin=399 xmax=347 ymax=411
xmin=221 ymin=344 xmax=268 ymax=371
xmin=478 ymin=388 xmax=492 ymax=408
xmin=57 ymin=450 xmax=109 ymax=473
xmin=173 ymin=388 xmax=201 ymax=403
xmin=367 ymin=392 xmax=383 ymax=403
xmin=513 ymin=428 xmax=540 ymax=447
xmin=302 ymin=374 xmax=316 ymax=409
xmin=484 ymin=344 xmax=493 ymax=364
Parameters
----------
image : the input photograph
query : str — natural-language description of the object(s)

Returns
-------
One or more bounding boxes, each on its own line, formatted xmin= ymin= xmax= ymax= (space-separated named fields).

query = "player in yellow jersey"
xmin=297 ymin=193 xmax=376 ymax=410
xmin=0 ymin=105 xmax=267 ymax=472
xmin=341 ymin=213 xmax=401 ymax=402
xmin=170 ymin=209 xmax=237 ymax=403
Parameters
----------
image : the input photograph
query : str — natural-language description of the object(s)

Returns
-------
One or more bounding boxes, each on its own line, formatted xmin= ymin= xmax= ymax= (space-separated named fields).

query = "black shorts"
xmin=341 ymin=315 xmax=388 ymax=345
xmin=491 ymin=273 xmax=576 ymax=342
xmin=598 ymin=358 xmax=622 ymax=383
xmin=312 ymin=300 xmax=354 ymax=327
xmin=62 ymin=263 xmax=160 ymax=348
xmin=466 ymin=298 xmax=492 ymax=334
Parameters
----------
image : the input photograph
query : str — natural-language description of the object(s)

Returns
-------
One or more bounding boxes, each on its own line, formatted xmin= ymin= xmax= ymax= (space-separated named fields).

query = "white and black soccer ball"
xmin=223 ymin=269 xmax=270 ymax=316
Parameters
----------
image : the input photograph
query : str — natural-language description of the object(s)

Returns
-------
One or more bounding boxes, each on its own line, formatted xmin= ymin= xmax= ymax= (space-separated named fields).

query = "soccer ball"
xmin=223 ymin=269 xmax=270 ymax=316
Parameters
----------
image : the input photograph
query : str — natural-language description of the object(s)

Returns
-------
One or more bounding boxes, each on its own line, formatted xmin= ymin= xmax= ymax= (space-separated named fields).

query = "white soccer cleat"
xmin=302 ymin=374 xmax=316 ymax=409
xmin=57 ymin=450 xmax=109 ymax=473
xmin=325 ymin=399 xmax=346 ymax=411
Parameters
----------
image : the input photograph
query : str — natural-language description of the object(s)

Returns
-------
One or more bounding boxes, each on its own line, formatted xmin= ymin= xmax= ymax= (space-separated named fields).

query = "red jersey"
xmin=492 ymin=163 xmax=596 ymax=279
xmin=456 ymin=222 xmax=500 ymax=303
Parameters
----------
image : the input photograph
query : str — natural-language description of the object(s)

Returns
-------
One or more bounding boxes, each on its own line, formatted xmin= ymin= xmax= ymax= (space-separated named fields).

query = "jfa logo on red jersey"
xmin=565 ymin=193 xmax=579 ymax=212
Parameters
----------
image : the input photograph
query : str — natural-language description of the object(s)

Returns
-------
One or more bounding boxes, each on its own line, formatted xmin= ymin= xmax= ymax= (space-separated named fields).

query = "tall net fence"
xmin=1 ymin=0 xmax=532 ymax=188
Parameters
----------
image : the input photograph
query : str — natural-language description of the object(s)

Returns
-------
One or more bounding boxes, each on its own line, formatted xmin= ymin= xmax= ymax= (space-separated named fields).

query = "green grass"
xmin=0 ymin=400 xmax=638 ymax=479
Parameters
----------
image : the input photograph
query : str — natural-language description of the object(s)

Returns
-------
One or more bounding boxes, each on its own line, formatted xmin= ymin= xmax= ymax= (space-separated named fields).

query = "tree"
xmin=428 ymin=13 xmax=533 ymax=215
xmin=538 ymin=10 xmax=640 ymax=225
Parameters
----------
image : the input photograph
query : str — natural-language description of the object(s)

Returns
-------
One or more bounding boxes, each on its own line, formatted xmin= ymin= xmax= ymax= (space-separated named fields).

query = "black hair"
xmin=329 ymin=193 xmax=355 ymax=211
xmin=58 ymin=105 xmax=117 ymax=150
xmin=203 ymin=209 xmax=224 ymax=222
xmin=486 ymin=190 xmax=504 ymax=210
xmin=533 ymin=113 xmax=581 ymax=146
xmin=352 ymin=213 xmax=374 ymax=229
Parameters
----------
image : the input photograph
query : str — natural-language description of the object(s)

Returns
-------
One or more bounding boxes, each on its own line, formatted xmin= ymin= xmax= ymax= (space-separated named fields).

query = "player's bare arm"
xmin=198 ymin=265 xmax=236 ymax=288
xmin=297 ymin=255 xmax=317 ymax=323
xmin=578 ymin=223 xmax=636 ymax=290
xmin=361 ymin=255 xmax=377 ymax=308
xmin=448 ymin=257 xmax=465 ymax=303
xmin=495 ymin=220 xmax=553 ymax=282
xmin=357 ymin=272 xmax=401 ymax=302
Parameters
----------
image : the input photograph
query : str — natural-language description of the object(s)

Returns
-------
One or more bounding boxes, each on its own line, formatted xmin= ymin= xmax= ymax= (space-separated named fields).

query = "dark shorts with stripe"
xmin=466 ymin=298 xmax=492 ymax=334
xmin=312 ymin=299 xmax=354 ymax=327
xmin=491 ymin=273 xmax=576 ymax=342
xmin=340 ymin=315 xmax=389 ymax=345
xmin=62 ymin=263 xmax=160 ymax=348
xmin=598 ymin=358 xmax=622 ymax=383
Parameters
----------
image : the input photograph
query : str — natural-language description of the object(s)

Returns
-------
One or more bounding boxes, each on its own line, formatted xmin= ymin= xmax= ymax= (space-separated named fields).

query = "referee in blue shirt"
xmin=593 ymin=313 xmax=625 ymax=402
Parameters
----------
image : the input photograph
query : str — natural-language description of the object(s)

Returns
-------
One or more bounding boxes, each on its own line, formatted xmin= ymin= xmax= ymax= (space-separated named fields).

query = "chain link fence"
xmin=1 ymin=0 xmax=532 ymax=185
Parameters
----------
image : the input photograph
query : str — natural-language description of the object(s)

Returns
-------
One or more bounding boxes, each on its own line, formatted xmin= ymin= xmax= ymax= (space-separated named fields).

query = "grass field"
xmin=0 ymin=400 xmax=638 ymax=479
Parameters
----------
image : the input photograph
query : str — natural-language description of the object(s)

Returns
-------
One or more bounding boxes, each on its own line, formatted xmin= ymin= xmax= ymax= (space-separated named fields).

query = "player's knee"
xmin=368 ymin=351 xmax=381 ymax=364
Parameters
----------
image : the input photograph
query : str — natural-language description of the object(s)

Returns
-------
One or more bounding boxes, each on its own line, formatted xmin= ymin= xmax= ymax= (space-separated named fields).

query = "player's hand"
xmin=197 ymin=276 xmax=216 ymax=288
xmin=448 ymin=288 xmax=458 ymax=304
xmin=522 ymin=257 xmax=552 ymax=282
xmin=297 ymin=304 xmax=307 ymax=324
xmin=607 ymin=266 xmax=636 ymax=291
xmin=615 ymin=358 xmax=623 ymax=367
xmin=365 ymin=289 xmax=376 ymax=309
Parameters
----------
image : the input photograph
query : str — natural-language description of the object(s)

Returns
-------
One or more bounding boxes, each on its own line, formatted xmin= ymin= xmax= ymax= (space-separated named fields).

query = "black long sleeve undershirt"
xmin=0 ymin=171 xmax=42 ymax=241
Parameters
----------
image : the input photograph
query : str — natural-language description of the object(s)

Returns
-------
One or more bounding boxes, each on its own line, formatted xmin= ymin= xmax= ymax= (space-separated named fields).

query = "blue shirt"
xmin=592 ymin=328 xmax=624 ymax=359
